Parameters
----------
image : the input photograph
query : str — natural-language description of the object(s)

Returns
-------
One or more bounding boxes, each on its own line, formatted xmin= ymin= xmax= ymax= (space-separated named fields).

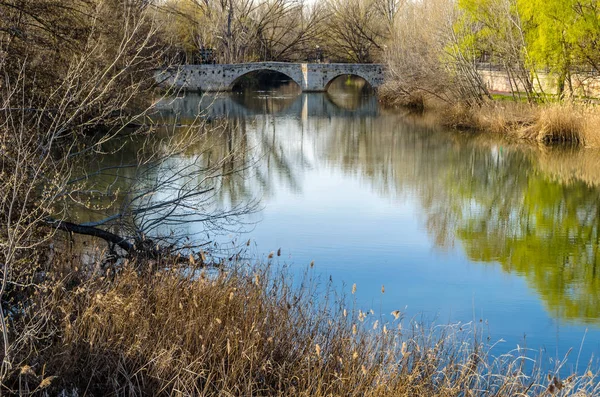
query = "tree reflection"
xmin=322 ymin=117 xmax=600 ymax=323
xmin=151 ymin=89 xmax=600 ymax=324
xmin=157 ymin=98 xmax=307 ymax=208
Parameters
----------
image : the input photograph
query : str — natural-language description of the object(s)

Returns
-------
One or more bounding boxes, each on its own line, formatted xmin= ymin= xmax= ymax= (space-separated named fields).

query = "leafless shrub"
xmin=382 ymin=0 xmax=491 ymax=108
xmin=0 ymin=0 xmax=258 ymax=382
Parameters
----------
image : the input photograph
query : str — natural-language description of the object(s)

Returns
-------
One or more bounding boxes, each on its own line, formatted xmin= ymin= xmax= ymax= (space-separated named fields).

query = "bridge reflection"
xmin=154 ymin=91 xmax=379 ymax=121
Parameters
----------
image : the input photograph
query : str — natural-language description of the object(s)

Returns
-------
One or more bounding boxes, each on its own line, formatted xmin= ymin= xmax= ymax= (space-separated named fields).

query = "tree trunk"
xmin=46 ymin=219 xmax=133 ymax=252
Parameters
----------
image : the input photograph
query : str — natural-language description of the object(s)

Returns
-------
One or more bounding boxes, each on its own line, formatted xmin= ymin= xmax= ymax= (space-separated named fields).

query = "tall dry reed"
xmin=435 ymin=101 xmax=600 ymax=147
xmin=7 ymin=254 xmax=600 ymax=396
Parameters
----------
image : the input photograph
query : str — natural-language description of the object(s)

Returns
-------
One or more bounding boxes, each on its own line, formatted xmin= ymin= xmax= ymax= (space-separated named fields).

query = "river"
xmin=96 ymin=79 xmax=600 ymax=371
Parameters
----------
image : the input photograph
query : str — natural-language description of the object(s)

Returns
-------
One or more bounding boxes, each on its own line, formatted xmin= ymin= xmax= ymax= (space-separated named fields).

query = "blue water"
xmin=150 ymin=85 xmax=600 ymax=372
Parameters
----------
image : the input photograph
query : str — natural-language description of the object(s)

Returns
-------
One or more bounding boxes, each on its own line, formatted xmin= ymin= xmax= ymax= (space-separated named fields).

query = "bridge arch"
xmin=227 ymin=65 xmax=304 ymax=91
xmin=323 ymin=73 xmax=377 ymax=91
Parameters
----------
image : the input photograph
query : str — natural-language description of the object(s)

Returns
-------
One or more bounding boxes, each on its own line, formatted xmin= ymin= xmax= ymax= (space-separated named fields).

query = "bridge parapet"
xmin=156 ymin=62 xmax=385 ymax=92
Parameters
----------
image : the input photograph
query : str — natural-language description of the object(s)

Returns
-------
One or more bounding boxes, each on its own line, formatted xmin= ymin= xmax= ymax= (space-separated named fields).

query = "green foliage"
xmin=518 ymin=0 xmax=574 ymax=73
xmin=456 ymin=0 xmax=600 ymax=99
xmin=569 ymin=1 xmax=600 ymax=72
xmin=517 ymin=0 xmax=600 ymax=71
xmin=453 ymin=0 xmax=535 ymax=101
xmin=517 ymin=0 xmax=600 ymax=94
xmin=458 ymin=0 xmax=505 ymax=54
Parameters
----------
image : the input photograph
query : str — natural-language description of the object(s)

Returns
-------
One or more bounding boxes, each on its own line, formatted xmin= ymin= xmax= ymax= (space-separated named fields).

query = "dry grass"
xmin=4 ymin=254 xmax=599 ymax=396
xmin=472 ymin=103 xmax=536 ymax=135
xmin=526 ymin=105 xmax=585 ymax=145
xmin=581 ymin=110 xmax=600 ymax=148
xmin=440 ymin=102 xmax=536 ymax=136
xmin=436 ymin=101 xmax=600 ymax=147
xmin=380 ymin=81 xmax=600 ymax=147
xmin=378 ymin=82 xmax=427 ymax=111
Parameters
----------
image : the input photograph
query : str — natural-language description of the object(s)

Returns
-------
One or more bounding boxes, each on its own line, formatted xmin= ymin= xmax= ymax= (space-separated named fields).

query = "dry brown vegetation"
xmin=436 ymin=102 xmax=600 ymax=147
xmin=4 ymin=250 xmax=598 ymax=396
xmin=378 ymin=82 xmax=427 ymax=110
xmin=380 ymin=92 xmax=600 ymax=147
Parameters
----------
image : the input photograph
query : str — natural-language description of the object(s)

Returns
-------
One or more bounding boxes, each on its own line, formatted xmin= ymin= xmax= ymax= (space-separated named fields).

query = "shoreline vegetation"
xmin=1 ymin=0 xmax=600 ymax=394
xmin=11 ymin=249 xmax=600 ymax=395
xmin=379 ymin=87 xmax=600 ymax=147
xmin=377 ymin=0 xmax=600 ymax=148
xmin=378 ymin=0 xmax=600 ymax=148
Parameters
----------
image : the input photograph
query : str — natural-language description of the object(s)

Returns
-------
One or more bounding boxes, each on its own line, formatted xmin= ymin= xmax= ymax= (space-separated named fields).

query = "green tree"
xmin=458 ymin=0 xmax=535 ymax=101
xmin=569 ymin=1 xmax=600 ymax=74
xmin=517 ymin=0 xmax=600 ymax=97
xmin=518 ymin=0 xmax=575 ymax=97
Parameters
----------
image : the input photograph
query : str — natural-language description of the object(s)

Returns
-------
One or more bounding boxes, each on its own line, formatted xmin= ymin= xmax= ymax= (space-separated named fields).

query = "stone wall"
xmin=479 ymin=69 xmax=600 ymax=98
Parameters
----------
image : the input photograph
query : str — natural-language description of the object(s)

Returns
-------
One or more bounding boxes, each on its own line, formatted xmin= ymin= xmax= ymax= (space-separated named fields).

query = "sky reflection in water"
xmin=154 ymin=81 xmax=600 ymax=370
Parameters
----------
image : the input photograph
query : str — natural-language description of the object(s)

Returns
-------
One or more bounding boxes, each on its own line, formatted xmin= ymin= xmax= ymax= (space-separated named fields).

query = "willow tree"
xmin=517 ymin=0 xmax=575 ymax=97
xmin=516 ymin=0 xmax=600 ymax=98
xmin=569 ymin=1 xmax=600 ymax=74
xmin=458 ymin=0 xmax=535 ymax=101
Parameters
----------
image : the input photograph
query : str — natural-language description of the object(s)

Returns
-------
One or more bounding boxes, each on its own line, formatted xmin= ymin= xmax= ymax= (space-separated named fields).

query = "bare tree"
xmin=382 ymin=0 xmax=491 ymax=106
xmin=254 ymin=0 xmax=326 ymax=61
xmin=0 ymin=0 xmax=257 ymax=382
xmin=158 ymin=0 xmax=326 ymax=63
xmin=322 ymin=0 xmax=388 ymax=63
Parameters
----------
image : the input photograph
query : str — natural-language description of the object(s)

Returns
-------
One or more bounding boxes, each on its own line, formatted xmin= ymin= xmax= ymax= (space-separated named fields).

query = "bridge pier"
xmin=156 ymin=62 xmax=385 ymax=92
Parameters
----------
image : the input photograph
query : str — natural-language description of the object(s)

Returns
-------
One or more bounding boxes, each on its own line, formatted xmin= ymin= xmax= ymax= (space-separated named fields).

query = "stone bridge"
xmin=156 ymin=62 xmax=385 ymax=92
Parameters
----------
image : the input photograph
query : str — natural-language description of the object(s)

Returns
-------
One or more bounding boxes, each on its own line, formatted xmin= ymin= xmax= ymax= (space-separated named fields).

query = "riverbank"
xmin=9 ymin=246 xmax=599 ymax=395
xmin=443 ymin=101 xmax=600 ymax=146
xmin=379 ymin=84 xmax=600 ymax=147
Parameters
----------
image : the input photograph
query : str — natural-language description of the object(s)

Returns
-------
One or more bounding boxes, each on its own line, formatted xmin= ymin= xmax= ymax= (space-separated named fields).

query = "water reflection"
xmin=154 ymin=91 xmax=378 ymax=121
xmin=324 ymin=121 xmax=600 ymax=323
xmin=62 ymin=84 xmax=598 ymax=370
xmin=154 ymin=88 xmax=600 ymax=328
